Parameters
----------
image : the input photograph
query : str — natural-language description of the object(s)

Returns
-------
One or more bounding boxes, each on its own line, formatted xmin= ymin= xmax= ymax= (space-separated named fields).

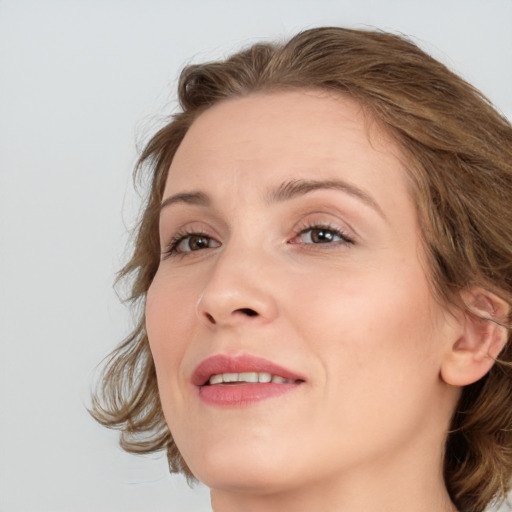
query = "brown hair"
xmin=91 ymin=27 xmax=512 ymax=512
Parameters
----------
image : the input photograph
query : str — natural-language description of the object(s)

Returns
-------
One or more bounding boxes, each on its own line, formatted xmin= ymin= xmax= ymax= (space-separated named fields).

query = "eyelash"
xmin=162 ymin=229 xmax=218 ymax=259
xmin=291 ymin=221 xmax=355 ymax=248
xmin=162 ymin=222 xmax=354 ymax=259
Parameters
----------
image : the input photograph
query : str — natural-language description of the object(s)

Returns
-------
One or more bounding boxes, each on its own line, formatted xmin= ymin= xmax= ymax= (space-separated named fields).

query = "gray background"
xmin=1 ymin=0 xmax=511 ymax=510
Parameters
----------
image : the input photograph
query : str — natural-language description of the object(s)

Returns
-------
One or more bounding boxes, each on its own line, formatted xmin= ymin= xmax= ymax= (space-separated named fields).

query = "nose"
xmin=195 ymin=245 xmax=279 ymax=328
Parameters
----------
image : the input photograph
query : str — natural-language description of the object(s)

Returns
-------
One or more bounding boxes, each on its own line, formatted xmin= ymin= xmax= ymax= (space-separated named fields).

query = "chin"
xmin=183 ymin=437 xmax=302 ymax=493
xmin=197 ymin=464 xmax=286 ymax=493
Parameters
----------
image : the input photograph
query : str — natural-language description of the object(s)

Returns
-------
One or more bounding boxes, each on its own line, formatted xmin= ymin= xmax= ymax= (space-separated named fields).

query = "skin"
xmin=145 ymin=89 xmax=463 ymax=512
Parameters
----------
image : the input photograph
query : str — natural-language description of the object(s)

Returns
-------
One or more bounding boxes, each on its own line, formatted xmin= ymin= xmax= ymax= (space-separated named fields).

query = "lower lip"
xmin=198 ymin=382 xmax=300 ymax=406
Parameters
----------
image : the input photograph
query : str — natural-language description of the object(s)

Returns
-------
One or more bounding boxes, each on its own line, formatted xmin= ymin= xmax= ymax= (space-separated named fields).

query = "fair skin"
xmin=146 ymin=89 xmax=469 ymax=512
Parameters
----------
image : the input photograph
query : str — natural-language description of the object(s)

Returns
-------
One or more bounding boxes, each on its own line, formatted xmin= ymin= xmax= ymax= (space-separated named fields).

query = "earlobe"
xmin=440 ymin=288 xmax=510 ymax=387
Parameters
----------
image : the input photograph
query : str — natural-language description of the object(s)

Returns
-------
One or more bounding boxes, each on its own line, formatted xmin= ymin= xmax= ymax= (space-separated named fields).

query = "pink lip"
xmin=191 ymin=354 xmax=305 ymax=407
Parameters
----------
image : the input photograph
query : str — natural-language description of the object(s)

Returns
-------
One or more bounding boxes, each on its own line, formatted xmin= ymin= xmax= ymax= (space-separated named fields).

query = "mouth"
xmin=192 ymin=354 xmax=305 ymax=406
xmin=207 ymin=372 xmax=297 ymax=385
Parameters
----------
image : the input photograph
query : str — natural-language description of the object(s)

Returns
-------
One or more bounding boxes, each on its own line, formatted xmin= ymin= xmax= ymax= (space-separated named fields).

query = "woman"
xmin=91 ymin=27 xmax=512 ymax=512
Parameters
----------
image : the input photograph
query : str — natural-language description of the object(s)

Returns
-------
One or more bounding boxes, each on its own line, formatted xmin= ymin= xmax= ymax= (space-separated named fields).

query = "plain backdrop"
xmin=1 ymin=1 xmax=511 ymax=511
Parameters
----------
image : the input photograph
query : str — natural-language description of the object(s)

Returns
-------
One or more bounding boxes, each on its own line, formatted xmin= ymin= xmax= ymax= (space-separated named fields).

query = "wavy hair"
xmin=91 ymin=27 xmax=512 ymax=512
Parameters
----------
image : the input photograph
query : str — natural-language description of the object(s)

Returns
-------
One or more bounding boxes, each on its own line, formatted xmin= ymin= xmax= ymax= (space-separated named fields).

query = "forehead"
xmin=165 ymin=89 xmax=409 ymax=206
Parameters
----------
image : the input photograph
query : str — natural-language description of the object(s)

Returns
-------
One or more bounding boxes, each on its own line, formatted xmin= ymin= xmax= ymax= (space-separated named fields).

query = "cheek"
xmin=288 ymin=259 xmax=442 ymax=385
xmin=145 ymin=272 xmax=198 ymax=390
xmin=287 ymin=268 xmax=446 ymax=452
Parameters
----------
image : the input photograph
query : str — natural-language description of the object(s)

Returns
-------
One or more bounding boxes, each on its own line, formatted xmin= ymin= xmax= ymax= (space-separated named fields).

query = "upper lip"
xmin=191 ymin=353 xmax=305 ymax=386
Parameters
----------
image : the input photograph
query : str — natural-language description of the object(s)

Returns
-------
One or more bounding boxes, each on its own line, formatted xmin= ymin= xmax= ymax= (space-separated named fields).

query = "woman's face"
xmin=146 ymin=90 xmax=461 ymax=493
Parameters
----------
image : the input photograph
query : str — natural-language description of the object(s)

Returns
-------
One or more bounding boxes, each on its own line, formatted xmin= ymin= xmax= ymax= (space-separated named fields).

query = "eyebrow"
xmin=160 ymin=191 xmax=211 ymax=211
xmin=160 ymin=178 xmax=385 ymax=220
xmin=266 ymin=178 xmax=386 ymax=219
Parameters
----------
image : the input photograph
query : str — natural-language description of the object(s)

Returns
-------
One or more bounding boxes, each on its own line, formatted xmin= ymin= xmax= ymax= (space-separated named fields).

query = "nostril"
xmin=205 ymin=313 xmax=216 ymax=324
xmin=236 ymin=308 xmax=258 ymax=317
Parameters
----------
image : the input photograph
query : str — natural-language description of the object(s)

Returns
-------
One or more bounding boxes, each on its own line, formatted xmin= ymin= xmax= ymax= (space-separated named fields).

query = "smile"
xmin=192 ymin=354 xmax=305 ymax=406
xmin=208 ymin=372 xmax=296 ymax=385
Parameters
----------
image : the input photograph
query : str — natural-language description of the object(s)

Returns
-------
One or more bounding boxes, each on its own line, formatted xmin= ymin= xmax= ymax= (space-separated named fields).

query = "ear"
xmin=440 ymin=287 xmax=510 ymax=387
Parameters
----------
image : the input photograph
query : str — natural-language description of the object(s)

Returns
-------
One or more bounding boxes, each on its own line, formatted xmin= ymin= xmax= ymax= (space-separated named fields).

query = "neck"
xmin=211 ymin=475 xmax=457 ymax=512
xmin=210 ymin=442 xmax=458 ymax=512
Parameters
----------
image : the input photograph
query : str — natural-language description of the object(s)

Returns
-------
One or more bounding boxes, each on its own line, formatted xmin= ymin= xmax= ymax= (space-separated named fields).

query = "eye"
xmin=163 ymin=232 xmax=221 ymax=258
xmin=290 ymin=225 xmax=354 ymax=246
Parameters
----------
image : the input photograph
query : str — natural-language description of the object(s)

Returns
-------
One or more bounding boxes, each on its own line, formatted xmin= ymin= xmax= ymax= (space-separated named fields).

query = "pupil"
xmin=191 ymin=236 xmax=208 ymax=250
xmin=312 ymin=229 xmax=333 ymax=243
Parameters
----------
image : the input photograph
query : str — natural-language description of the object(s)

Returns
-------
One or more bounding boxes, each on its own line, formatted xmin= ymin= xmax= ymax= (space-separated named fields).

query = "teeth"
xmin=258 ymin=372 xmax=272 ymax=383
xmin=209 ymin=374 xmax=223 ymax=385
xmin=239 ymin=372 xmax=258 ymax=383
xmin=208 ymin=372 xmax=294 ymax=385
